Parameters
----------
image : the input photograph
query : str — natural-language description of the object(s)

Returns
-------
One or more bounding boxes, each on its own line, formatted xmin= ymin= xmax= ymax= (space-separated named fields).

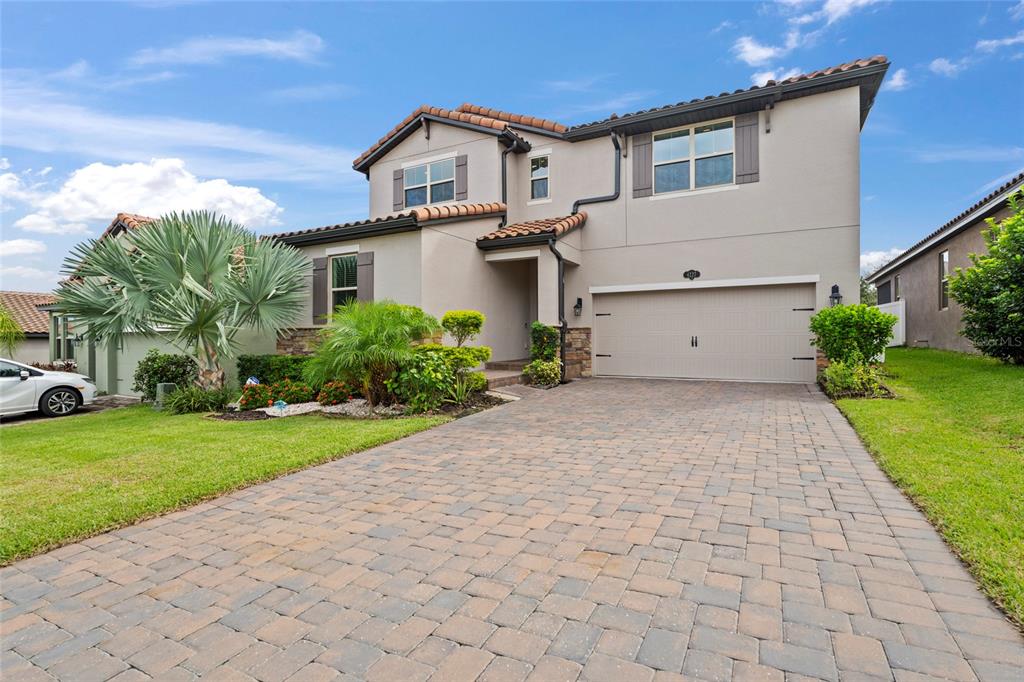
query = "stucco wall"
xmin=873 ymin=209 xmax=1003 ymax=353
xmin=10 ymin=337 xmax=50 ymax=366
xmin=291 ymin=231 xmax=423 ymax=327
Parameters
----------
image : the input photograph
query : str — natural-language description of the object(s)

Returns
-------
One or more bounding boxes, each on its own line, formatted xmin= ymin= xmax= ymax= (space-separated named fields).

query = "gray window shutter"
xmin=632 ymin=133 xmax=652 ymax=198
xmin=393 ymin=169 xmax=404 ymax=211
xmin=735 ymin=112 xmax=760 ymax=184
xmin=876 ymin=280 xmax=891 ymax=305
xmin=357 ymin=251 xmax=374 ymax=301
xmin=312 ymin=257 xmax=328 ymax=324
xmin=455 ymin=155 xmax=468 ymax=201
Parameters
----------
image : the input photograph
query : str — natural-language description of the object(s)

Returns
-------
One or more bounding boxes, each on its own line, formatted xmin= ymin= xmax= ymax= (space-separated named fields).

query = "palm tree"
xmin=304 ymin=300 xmax=440 ymax=411
xmin=56 ymin=211 xmax=309 ymax=389
xmin=0 ymin=305 xmax=24 ymax=357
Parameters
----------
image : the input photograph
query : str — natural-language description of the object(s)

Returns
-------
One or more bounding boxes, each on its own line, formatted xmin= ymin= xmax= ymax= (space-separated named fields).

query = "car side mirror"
xmin=19 ymin=370 xmax=30 ymax=381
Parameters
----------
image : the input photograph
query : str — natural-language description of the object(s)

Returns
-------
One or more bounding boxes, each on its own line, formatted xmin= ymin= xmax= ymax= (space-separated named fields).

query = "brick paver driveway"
xmin=3 ymin=380 xmax=1022 ymax=681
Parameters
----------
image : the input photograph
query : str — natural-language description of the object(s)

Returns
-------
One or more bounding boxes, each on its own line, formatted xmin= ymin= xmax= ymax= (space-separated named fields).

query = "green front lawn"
xmin=837 ymin=348 xmax=1024 ymax=626
xmin=0 ymin=407 xmax=446 ymax=564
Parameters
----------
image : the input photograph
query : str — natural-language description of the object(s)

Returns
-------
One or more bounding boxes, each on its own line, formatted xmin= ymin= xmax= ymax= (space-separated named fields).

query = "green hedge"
xmin=237 ymin=354 xmax=310 ymax=387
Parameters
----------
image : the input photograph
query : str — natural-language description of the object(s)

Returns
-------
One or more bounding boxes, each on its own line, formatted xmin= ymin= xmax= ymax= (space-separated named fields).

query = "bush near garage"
xmin=236 ymin=354 xmax=310 ymax=387
xmin=530 ymin=322 xmax=560 ymax=361
xmin=523 ymin=358 xmax=562 ymax=387
xmin=809 ymin=304 xmax=897 ymax=364
xmin=133 ymin=349 xmax=199 ymax=401
xmin=818 ymin=357 xmax=891 ymax=399
xmin=387 ymin=347 xmax=456 ymax=413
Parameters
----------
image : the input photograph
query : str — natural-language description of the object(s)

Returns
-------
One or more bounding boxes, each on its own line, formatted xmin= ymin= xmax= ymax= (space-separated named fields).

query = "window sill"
xmin=527 ymin=198 xmax=552 ymax=206
xmin=649 ymin=184 xmax=739 ymax=201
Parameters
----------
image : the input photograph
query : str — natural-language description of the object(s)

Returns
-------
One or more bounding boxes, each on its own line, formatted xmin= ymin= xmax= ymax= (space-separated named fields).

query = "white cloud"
xmin=1011 ymin=1 xmax=1024 ymax=21
xmin=0 ymin=158 xmax=10 ymax=170
xmin=750 ymin=67 xmax=802 ymax=86
xmin=268 ymin=83 xmax=355 ymax=102
xmin=547 ymin=91 xmax=656 ymax=120
xmin=46 ymin=59 xmax=179 ymax=91
xmin=929 ymin=57 xmax=967 ymax=77
xmin=976 ymin=30 xmax=1024 ymax=52
xmin=914 ymin=145 xmax=1024 ymax=163
xmin=881 ymin=67 xmax=910 ymax=91
xmin=129 ymin=30 xmax=324 ymax=66
xmin=861 ymin=247 xmax=904 ymax=275
xmin=543 ymin=75 xmax=609 ymax=93
xmin=818 ymin=0 xmax=886 ymax=25
xmin=0 ymin=239 xmax=47 ymax=256
xmin=733 ymin=35 xmax=797 ymax=66
xmin=0 ymin=265 xmax=58 ymax=284
xmin=1 ymin=73 xmax=361 ymax=186
xmin=11 ymin=158 xmax=283 ymax=236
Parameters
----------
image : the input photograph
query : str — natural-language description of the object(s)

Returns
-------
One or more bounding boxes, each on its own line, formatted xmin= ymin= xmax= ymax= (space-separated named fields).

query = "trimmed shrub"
xmin=415 ymin=344 xmax=491 ymax=371
xmin=165 ymin=386 xmax=232 ymax=414
xmin=133 ymin=349 xmax=199 ymax=401
xmin=238 ymin=383 xmax=273 ymax=410
xmin=530 ymin=322 xmax=560 ymax=361
xmin=269 ymin=378 xmax=316 ymax=404
xmin=317 ymin=381 xmax=352 ymax=406
xmin=466 ymin=371 xmax=487 ymax=393
xmin=809 ymin=304 xmax=897 ymax=364
xmin=523 ymin=358 xmax=561 ymax=387
xmin=819 ymin=359 xmax=890 ymax=399
xmin=386 ymin=347 xmax=455 ymax=413
xmin=441 ymin=310 xmax=485 ymax=346
xmin=237 ymin=354 xmax=309 ymax=387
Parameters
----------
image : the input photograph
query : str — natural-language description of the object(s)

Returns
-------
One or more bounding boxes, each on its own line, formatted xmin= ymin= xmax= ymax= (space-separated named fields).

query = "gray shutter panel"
xmin=392 ymin=169 xmax=404 ymax=211
xmin=312 ymin=257 xmax=328 ymax=324
xmin=356 ymin=251 xmax=374 ymax=302
xmin=735 ymin=112 xmax=760 ymax=184
xmin=632 ymin=133 xmax=653 ymax=198
xmin=455 ymin=155 xmax=468 ymax=201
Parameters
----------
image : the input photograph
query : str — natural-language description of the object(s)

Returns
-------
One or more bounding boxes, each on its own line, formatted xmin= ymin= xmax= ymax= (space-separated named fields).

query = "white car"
xmin=0 ymin=358 xmax=97 ymax=418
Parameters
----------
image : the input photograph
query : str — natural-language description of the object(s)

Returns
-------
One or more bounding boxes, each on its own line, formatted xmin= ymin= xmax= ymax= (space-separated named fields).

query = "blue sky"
xmin=2 ymin=0 xmax=1022 ymax=292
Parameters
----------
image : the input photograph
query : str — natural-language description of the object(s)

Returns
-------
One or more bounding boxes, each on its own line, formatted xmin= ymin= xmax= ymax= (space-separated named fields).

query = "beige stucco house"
xmin=866 ymin=172 xmax=1023 ymax=353
xmin=271 ymin=56 xmax=889 ymax=383
xmin=0 ymin=291 xmax=55 ymax=365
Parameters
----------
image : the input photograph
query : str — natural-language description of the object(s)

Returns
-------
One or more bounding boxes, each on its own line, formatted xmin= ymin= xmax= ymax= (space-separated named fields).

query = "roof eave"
xmin=565 ymin=62 xmax=889 ymax=140
xmin=476 ymin=231 xmax=569 ymax=251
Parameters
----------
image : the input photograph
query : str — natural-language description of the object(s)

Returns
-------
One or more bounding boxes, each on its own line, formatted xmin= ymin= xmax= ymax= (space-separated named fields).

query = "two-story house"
xmin=273 ymin=56 xmax=889 ymax=384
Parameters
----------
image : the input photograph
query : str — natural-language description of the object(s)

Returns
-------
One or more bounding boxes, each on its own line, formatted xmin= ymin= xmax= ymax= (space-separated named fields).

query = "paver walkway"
xmin=3 ymin=379 xmax=1022 ymax=681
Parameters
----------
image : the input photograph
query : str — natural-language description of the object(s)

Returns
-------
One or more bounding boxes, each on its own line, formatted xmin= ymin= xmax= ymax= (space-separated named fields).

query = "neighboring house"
xmin=866 ymin=172 xmax=1023 ymax=353
xmin=0 ymin=291 xmax=55 ymax=365
xmin=270 ymin=56 xmax=889 ymax=383
xmin=46 ymin=213 xmax=275 ymax=396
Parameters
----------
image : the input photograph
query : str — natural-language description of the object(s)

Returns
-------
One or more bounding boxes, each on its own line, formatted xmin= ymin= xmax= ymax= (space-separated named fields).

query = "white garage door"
xmin=593 ymin=284 xmax=817 ymax=383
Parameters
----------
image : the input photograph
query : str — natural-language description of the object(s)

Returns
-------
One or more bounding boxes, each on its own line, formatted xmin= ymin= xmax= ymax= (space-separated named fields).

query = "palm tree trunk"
xmin=197 ymin=342 xmax=225 ymax=390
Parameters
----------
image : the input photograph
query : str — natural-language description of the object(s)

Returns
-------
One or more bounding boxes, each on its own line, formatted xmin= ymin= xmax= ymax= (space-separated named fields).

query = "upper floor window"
xmin=404 ymin=158 xmax=455 ymax=207
xmin=331 ymin=254 xmax=358 ymax=309
xmin=530 ymin=156 xmax=549 ymax=200
xmin=653 ymin=120 xmax=734 ymax=194
xmin=939 ymin=250 xmax=949 ymax=310
xmin=894 ymin=274 xmax=901 ymax=301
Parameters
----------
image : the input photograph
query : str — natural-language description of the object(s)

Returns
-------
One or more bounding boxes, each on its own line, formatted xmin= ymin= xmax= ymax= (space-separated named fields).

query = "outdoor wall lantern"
xmin=573 ymin=297 xmax=583 ymax=317
xmin=829 ymin=284 xmax=843 ymax=307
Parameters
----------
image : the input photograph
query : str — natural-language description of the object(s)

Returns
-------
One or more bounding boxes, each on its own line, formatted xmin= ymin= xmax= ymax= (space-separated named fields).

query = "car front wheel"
xmin=39 ymin=388 xmax=81 ymax=417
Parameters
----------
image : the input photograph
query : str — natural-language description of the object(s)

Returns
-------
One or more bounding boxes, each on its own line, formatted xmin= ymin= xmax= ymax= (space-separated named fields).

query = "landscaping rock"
xmin=322 ymin=399 xmax=405 ymax=418
xmin=257 ymin=401 xmax=323 ymax=417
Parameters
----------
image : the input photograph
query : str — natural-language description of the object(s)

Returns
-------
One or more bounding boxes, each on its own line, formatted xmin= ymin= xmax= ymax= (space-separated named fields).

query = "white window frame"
xmin=329 ymin=253 xmax=358 ymax=309
xmin=894 ymin=274 xmax=901 ymax=301
xmin=939 ymin=250 xmax=949 ymax=310
xmin=652 ymin=116 xmax=736 ymax=196
xmin=529 ymin=155 xmax=550 ymax=202
xmin=403 ymin=158 xmax=456 ymax=208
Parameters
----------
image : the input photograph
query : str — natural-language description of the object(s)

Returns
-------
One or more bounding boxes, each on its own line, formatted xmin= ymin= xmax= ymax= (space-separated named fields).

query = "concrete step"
xmin=483 ymin=369 xmax=523 ymax=390
xmin=485 ymin=359 xmax=530 ymax=372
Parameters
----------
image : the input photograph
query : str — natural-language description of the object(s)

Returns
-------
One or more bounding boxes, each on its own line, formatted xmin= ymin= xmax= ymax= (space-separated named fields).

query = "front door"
xmin=0 ymin=361 xmax=38 ymax=413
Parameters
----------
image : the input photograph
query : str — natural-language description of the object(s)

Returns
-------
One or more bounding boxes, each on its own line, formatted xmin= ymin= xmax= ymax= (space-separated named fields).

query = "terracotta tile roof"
xmin=478 ymin=212 xmax=587 ymax=243
xmin=867 ymin=171 xmax=1024 ymax=281
xmin=0 ymin=291 xmax=56 ymax=335
xmin=455 ymin=104 xmax=567 ymax=134
xmin=353 ymin=106 xmax=511 ymax=169
xmin=567 ymin=55 xmax=889 ymax=132
xmin=271 ymin=202 xmax=506 ymax=241
xmin=100 ymin=212 xmax=155 ymax=240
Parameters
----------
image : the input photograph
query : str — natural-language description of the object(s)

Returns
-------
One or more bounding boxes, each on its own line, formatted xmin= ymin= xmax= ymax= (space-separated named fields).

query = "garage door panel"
xmin=594 ymin=284 xmax=816 ymax=383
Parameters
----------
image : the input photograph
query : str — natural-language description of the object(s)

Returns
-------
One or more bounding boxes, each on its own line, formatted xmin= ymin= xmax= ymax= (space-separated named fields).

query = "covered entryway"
xmin=593 ymin=282 xmax=817 ymax=383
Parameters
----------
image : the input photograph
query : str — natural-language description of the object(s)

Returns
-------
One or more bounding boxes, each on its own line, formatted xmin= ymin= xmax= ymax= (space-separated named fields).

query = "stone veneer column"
xmin=564 ymin=327 xmax=592 ymax=379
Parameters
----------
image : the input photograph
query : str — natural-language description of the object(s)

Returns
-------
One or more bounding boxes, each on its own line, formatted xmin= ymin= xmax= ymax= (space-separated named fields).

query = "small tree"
xmin=809 ymin=304 xmax=897 ymax=364
xmin=859 ymin=277 xmax=877 ymax=306
xmin=441 ymin=310 xmax=485 ymax=347
xmin=132 ymin=349 xmax=199 ymax=401
xmin=0 ymin=305 xmax=25 ymax=357
xmin=56 ymin=211 xmax=309 ymax=389
xmin=530 ymin=322 xmax=560 ymax=361
xmin=949 ymin=192 xmax=1024 ymax=364
xmin=303 ymin=300 xmax=440 ymax=411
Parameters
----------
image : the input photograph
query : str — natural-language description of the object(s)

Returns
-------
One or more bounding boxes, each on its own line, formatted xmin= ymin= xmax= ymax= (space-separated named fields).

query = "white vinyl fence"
xmin=876 ymin=299 xmax=905 ymax=347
